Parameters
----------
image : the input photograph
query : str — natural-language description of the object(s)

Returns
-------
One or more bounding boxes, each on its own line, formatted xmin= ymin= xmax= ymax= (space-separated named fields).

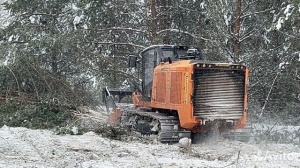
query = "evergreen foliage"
xmin=0 ymin=0 xmax=299 ymax=127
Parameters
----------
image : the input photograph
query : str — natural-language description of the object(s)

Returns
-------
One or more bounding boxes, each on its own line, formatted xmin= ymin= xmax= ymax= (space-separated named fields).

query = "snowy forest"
xmin=0 ymin=0 xmax=300 ymax=127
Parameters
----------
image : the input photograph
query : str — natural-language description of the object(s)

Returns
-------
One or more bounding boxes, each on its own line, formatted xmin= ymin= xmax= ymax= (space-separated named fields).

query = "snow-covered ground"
xmin=0 ymin=124 xmax=300 ymax=168
xmin=0 ymin=107 xmax=299 ymax=168
xmin=252 ymin=123 xmax=300 ymax=144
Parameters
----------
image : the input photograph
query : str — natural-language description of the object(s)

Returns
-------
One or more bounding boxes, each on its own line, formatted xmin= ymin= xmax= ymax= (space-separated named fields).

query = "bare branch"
xmin=5 ymin=65 xmax=20 ymax=95
xmin=86 ymin=41 xmax=145 ymax=49
xmin=176 ymin=5 xmax=199 ymax=13
xmin=83 ymin=27 xmax=147 ymax=34
xmin=157 ymin=29 xmax=209 ymax=41
xmin=259 ymin=72 xmax=280 ymax=118
xmin=239 ymin=28 xmax=257 ymax=42
xmin=241 ymin=8 xmax=274 ymax=19
xmin=101 ymin=69 xmax=137 ymax=80
xmin=8 ymin=40 xmax=146 ymax=50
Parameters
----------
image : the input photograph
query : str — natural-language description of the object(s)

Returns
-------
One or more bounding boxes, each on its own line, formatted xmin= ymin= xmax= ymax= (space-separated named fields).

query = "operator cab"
xmin=139 ymin=45 xmax=202 ymax=98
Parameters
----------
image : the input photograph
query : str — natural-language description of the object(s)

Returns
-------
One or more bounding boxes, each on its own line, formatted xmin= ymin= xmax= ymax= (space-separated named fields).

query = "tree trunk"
xmin=233 ymin=0 xmax=241 ymax=63
xmin=150 ymin=0 xmax=158 ymax=44
xmin=159 ymin=0 xmax=171 ymax=44
xmin=51 ymin=49 xmax=58 ymax=75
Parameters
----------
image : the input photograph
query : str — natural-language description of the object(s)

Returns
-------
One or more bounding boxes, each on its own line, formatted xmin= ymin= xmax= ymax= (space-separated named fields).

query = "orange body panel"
xmin=107 ymin=108 xmax=121 ymax=126
xmin=234 ymin=68 xmax=249 ymax=129
xmin=133 ymin=60 xmax=249 ymax=132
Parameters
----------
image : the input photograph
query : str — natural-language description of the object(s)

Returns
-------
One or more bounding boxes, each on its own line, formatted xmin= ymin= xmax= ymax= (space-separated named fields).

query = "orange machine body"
xmin=133 ymin=60 xmax=249 ymax=132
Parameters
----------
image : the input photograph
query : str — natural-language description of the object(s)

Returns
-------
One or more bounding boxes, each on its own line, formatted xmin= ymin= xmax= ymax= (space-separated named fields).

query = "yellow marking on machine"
xmin=184 ymin=73 xmax=189 ymax=104
xmin=161 ymin=67 xmax=170 ymax=71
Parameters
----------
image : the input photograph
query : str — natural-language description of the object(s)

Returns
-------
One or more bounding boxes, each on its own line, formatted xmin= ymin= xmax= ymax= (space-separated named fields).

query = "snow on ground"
xmin=252 ymin=123 xmax=300 ymax=144
xmin=0 ymin=108 xmax=299 ymax=168
xmin=0 ymin=125 xmax=300 ymax=168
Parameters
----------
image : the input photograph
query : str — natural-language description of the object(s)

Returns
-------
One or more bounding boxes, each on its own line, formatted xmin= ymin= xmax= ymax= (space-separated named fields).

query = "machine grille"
xmin=156 ymin=72 xmax=166 ymax=102
xmin=193 ymin=69 xmax=245 ymax=120
xmin=170 ymin=72 xmax=182 ymax=104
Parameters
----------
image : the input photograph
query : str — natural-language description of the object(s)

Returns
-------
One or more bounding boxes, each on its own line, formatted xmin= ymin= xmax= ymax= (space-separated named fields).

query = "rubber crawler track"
xmin=121 ymin=109 xmax=191 ymax=143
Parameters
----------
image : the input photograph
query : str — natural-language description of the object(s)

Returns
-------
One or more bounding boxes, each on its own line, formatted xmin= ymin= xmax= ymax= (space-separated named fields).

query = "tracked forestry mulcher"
xmin=103 ymin=45 xmax=249 ymax=143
